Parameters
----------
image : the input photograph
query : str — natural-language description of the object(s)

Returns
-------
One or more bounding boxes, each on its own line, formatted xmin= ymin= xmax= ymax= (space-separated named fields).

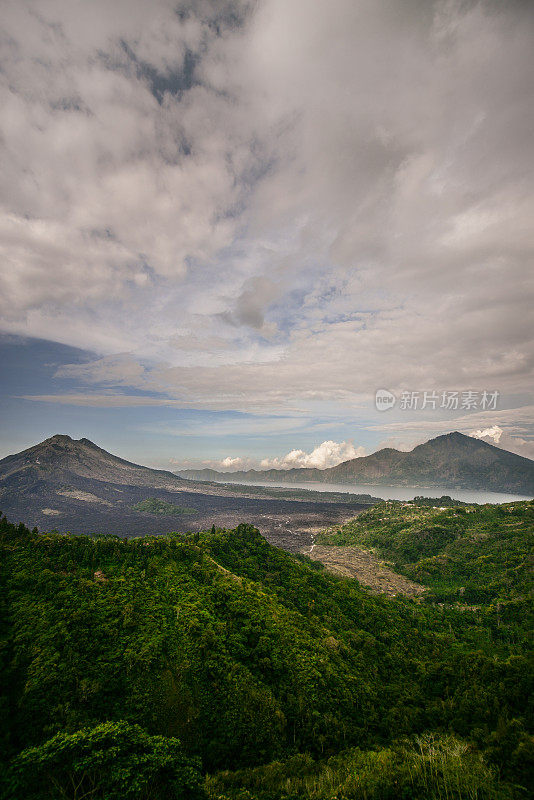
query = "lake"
xmin=214 ymin=479 xmax=532 ymax=505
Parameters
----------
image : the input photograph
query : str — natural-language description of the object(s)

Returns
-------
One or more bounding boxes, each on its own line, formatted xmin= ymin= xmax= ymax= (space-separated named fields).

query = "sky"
xmin=0 ymin=0 xmax=533 ymax=471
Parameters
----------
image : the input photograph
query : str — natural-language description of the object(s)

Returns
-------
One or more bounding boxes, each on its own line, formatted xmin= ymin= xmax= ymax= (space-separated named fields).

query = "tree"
xmin=6 ymin=721 xmax=205 ymax=800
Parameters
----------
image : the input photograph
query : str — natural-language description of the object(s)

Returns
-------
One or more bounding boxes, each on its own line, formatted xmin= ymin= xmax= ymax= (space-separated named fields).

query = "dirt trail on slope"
xmin=301 ymin=544 xmax=425 ymax=597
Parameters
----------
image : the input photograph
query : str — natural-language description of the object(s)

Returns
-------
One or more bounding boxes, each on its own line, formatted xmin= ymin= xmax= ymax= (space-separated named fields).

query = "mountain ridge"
xmin=178 ymin=432 xmax=534 ymax=495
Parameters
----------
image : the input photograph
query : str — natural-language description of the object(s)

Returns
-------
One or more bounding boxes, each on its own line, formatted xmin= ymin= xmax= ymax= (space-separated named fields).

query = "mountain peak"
xmin=45 ymin=434 xmax=75 ymax=444
xmin=428 ymin=432 xmax=471 ymax=444
xmin=0 ymin=434 xmax=184 ymax=489
xmin=42 ymin=434 xmax=100 ymax=450
xmin=409 ymin=432 xmax=483 ymax=460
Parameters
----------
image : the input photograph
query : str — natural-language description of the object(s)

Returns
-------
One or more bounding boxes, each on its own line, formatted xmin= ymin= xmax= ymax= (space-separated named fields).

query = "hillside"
xmin=1 ymin=506 xmax=533 ymax=798
xmin=0 ymin=435 xmax=371 ymax=549
xmin=179 ymin=432 xmax=534 ymax=495
xmin=317 ymin=500 xmax=534 ymax=604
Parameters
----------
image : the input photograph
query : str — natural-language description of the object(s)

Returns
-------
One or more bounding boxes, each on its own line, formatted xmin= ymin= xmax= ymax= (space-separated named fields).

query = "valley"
xmin=0 ymin=435 xmax=372 ymax=551
xmin=0 ymin=472 xmax=364 ymax=552
xmin=1 ymin=434 xmax=533 ymax=799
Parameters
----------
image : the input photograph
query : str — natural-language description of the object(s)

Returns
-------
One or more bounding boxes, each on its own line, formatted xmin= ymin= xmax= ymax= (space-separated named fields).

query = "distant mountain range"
xmin=0 ymin=435 xmax=366 ymax=547
xmin=178 ymin=432 xmax=534 ymax=495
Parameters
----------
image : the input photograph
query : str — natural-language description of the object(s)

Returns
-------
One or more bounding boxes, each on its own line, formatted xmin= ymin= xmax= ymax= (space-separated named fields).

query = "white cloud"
xmin=260 ymin=440 xmax=365 ymax=470
xmin=470 ymin=425 xmax=503 ymax=444
xmin=220 ymin=456 xmax=247 ymax=469
xmin=170 ymin=454 xmax=258 ymax=472
xmin=172 ymin=439 xmax=366 ymax=472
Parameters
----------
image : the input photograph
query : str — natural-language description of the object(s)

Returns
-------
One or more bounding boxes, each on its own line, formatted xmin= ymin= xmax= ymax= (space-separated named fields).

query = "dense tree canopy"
xmin=0 ymin=504 xmax=532 ymax=798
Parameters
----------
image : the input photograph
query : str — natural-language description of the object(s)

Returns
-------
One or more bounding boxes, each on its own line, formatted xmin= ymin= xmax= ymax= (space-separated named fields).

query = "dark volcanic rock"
xmin=0 ymin=435 xmax=367 ymax=551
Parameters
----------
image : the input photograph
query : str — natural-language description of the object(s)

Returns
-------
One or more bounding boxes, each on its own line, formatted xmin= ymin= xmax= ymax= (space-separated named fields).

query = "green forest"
xmin=0 ymin=501 xmax=532 ymax=799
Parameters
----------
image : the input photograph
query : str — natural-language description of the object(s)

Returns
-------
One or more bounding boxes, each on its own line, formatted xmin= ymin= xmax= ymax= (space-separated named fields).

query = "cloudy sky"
xmin=1 ymin=0 xmax=533 ymax=471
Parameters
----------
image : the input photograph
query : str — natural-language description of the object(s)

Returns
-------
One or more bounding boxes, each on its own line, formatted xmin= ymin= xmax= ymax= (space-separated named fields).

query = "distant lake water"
xmin=216 ymin=479 xmax=532 ymax=505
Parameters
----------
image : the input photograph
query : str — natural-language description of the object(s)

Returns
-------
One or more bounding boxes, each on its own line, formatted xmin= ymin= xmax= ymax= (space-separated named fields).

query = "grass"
xmin=207 ymin=733 xmax=513 ymax=799
xmin=132 ymin=498 xmax=196 ymax=516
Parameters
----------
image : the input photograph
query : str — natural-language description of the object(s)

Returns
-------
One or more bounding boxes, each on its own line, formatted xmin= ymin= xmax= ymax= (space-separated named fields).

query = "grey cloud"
xmin=0 ymin=0 xmax=532 ymax=433
xmin=220 ymin=276 xmax=280 ymax=329
xmin=18 ymin=393 xmax=180 ymax=408
xmin=0 ymin=0 xmax=256 ymax=323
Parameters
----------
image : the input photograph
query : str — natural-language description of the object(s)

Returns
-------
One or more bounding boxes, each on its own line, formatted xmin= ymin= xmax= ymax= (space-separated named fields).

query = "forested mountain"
xmin=179 ymin=432 xmax=534 ymax=495
xmin=1 ymin=501 xmax=533 ymax=798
